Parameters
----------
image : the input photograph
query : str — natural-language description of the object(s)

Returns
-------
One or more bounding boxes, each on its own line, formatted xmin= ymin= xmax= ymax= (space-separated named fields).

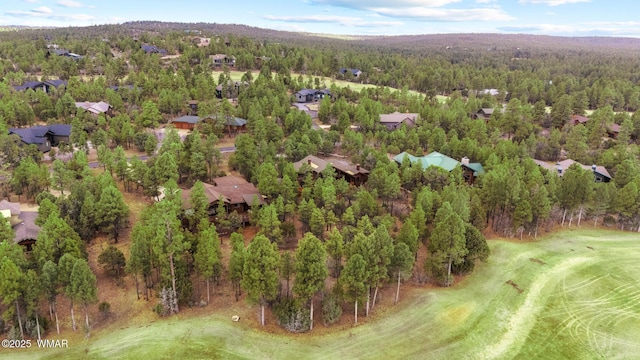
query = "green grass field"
xmin=11 ymin=229 xmax=640 ymax=359
xmin=211 ymin=70 xmax=438 ymax=100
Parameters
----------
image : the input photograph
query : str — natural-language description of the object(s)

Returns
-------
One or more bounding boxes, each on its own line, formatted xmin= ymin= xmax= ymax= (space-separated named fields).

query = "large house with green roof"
xmin=393 ymin=151 xmax=484 ymax=185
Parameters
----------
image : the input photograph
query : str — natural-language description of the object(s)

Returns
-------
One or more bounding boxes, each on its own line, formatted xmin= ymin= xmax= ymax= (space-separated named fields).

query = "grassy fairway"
xmin=211 ymin=70 xmax=437 ymax=100
xmin=11 ymin=229 xmax=640 ymax=359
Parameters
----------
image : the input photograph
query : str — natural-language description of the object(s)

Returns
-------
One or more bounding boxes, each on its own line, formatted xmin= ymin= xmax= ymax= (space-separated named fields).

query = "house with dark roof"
xmin=201 ymin=115 xmax=248 ymax=135
xmin=210 ymin=54 xmax=236 ymax=67
xmin=12 ymin=79 xmax=68 ymax=93
xmin=182 ymin=175 xmax=265 ymax=218
xmin=294 ymin=89 xmax=332 ymax=103
xmin=47 ymin=48 xmax=83 ymax=60
xmin=533 ymin=159 xmax=612 ymax=183
xmin=141 ymin=44 xmax=168 ymax=56
xmin=379 ymin=112 xmax=419 ymax=130
xmin=0 ymin=200 xmax=40 ymax=252
xmin=339 ymin=68 xmax=362 ymax=78
xmin=293 ymin=155 xmax=369 ymax=185
xmin=171 ymin=115 xmax=201 ymax=130
xmin=393 ymin=151 xmax=484 ymax=185
xmin=8 ymin=124 xmax=72 ymax=152
xmin=473 ymin=108 xmax=495 ymax=122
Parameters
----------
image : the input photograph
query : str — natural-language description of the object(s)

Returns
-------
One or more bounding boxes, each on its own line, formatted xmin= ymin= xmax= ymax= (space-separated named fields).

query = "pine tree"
xmin=293 ymin=233 xmax=328 ymax=330
xmin=241 ymin=234 xmax=280 ymax=326
xmin=194 ymin=221 xmax=221 ymax=304
xmin=70 ymin=259 xmax=98 ymax=333
xmin=96 ymin=185 xmax=129 ymax=243
xmin=341 ymin=254 xmax=367 ymax=324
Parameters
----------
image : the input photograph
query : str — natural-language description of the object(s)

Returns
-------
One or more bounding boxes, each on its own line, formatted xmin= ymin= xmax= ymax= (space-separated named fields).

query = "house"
xmin=194 ymin=37 xmax=210 ymax=47
xmin=393 ymin=151 xmax=484 ymax=185
xmin=182 ymin=175 xmax=265 ymax=217
xmin=293 ymin=155 xmax=369 ymax=186
xmin=0 ymin=200 xmax=40 ymax=252
xmin=201 ymin=115 xmax=248 ymax=136
xmin=255 ymin=56 xmax=271 ymax=67
xmin=473 ymin=108 xmax=495 ymax=122
xmin=571 ymin=114 xmax=589 ymax=126
xmin=294 ymin=89 xmax=332 ymax=103
xmin=171 ymin=115 xmax=201 ymax=130
xmin=211 ymin=54 xmax=236 ymax=67
xmin=339 ymin=68 xmax=362 ymax=78
xmin=607 ymin=123 xmax=620 ymax=139
xmin=480 ymin=88 xmax=501 ymax=96
xmin=47 ymin=48 xmax=83 ymax=60
xmin=75 ymin=101 xmax=113 ymax=116
xmin=215 ymin=80 xmax=248 ymax=99
xmin=187 ymin=100 xmax=199 ymax=115
xmin=12 ymin=79 xmax=68 ymax=93
xmin=141 ymin=44 xmax=168 ymax=56
xmin=534 ymin=159 xmax=612 ymax=182
xmin=379 ymin=112 xmax=419 ymax=130
xmin=8 ymin=124 xmax=72 ymax=152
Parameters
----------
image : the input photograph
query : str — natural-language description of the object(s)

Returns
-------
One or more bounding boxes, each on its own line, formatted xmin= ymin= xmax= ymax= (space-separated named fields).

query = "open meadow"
xmin=10 ymin=228 xmax=640 ymax=360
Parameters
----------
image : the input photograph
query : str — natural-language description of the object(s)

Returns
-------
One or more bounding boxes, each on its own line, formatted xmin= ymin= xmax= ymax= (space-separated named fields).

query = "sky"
xmin=2 ymin=0 xmax=640 ymax=37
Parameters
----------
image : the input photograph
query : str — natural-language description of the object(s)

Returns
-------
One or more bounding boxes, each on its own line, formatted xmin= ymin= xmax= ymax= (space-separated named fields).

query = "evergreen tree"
xmin=241 ymin=234 xmax=280 ymax=326
xmin=341 ymin=254 xmax=367 ymax=324
xmin=229 ymin=232 xmax=246 ymax=301
xmin=70 ymin=259 xmax=98 ymax=333
xmin=293 ymin=232 xmax=328 ymax=331
xmin=96 ymin=185 xmax=130 ymax=242
xmin=194 ymin=221 xmax=221 ymax=304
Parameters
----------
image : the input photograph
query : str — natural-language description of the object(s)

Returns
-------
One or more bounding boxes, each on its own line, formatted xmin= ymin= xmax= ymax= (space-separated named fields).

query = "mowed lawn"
xmin=12 ymin=229 xmax=640 ymax=360
xmin=211 ymin=70 xmax=442 ymax=101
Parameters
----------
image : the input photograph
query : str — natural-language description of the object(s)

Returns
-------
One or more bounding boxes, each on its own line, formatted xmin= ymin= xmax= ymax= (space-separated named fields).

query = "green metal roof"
xmin=394 ymin=151 xmax=485 ymax=174
xmin=420 ymin=151 xmax=459 ymax=171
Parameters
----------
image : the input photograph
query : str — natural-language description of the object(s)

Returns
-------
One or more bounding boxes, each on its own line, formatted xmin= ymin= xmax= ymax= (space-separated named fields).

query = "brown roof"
xmin=182 ymin=176 xmax=264 ymax=208
xmin=293 ymin=155 xmax=369 ymax=176
xmin=212 ymin=175 xmax=249 ymax=187
xmin=379 ymin=112 xmax=419 ymax=124
xmin=571 ymin=114 xmax=589 ymax=124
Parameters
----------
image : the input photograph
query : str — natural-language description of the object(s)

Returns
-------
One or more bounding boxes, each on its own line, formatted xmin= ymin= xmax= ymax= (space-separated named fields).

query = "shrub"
xmin=99 ymin=301 xmax=111 ymax=315
xmin=273 ymin=297 xmax=310 ymax=333
xmin=322 ymin=291 xmax=342 ymax=326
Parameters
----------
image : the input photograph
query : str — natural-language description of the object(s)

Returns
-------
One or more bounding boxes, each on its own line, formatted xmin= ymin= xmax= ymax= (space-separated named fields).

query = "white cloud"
xmin=32 ymin=6 xmax=53 ymax=14
xmin=57 ymin=0 xmax=84 ymax=7
xmin=311 ymin=0 xmax=462 ymax=8
xmin=518 ymin=0 xmax=590 ymax=6
xmin=370 ymin=7 xmax=515 ymax=21
xmin=498 ymin=21 xmax=640 ymax=36
xmin=23 ymin=0 xmax=40 ymax=3
xmin=308 ymin=0 xmax=512 ymax=22
xmin=264 ymin=14 xmax=403 ymax=27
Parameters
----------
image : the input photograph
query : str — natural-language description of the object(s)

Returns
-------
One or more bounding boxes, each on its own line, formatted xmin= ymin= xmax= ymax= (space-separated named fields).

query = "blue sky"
xmin=2 ymin=0 xmax=639 ymax=37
